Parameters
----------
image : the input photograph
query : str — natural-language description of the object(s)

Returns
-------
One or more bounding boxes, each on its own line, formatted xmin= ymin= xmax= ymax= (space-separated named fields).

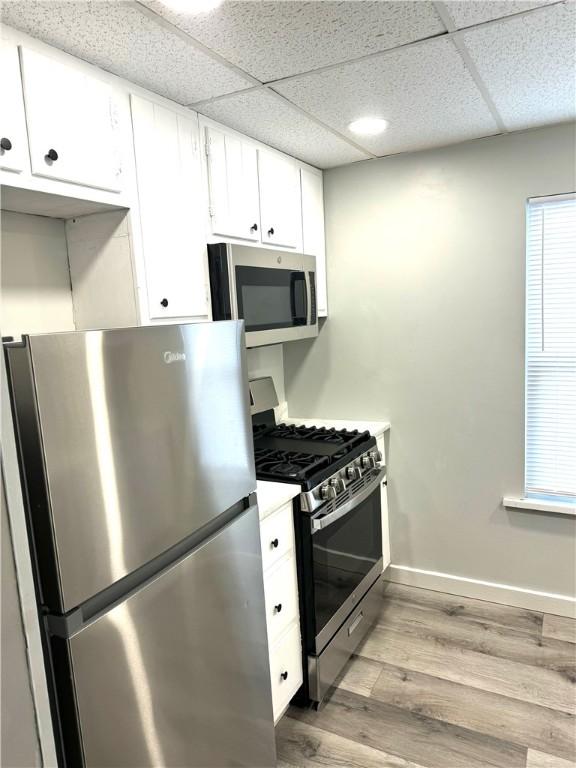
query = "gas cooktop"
xmin=252 ymin=419 xmax=375 ymax=490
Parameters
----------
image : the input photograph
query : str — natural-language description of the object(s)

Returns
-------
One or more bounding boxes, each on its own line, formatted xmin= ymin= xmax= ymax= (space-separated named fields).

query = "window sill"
xmin=503 ymin=497 xmax=576 ymax=517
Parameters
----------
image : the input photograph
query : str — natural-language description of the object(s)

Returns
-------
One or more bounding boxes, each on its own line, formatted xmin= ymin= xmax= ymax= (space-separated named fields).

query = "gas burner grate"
xmin=267 ymin=423 xmax=370 ymax=449
xmin=254 ymin=448 xmax=331 ymax=482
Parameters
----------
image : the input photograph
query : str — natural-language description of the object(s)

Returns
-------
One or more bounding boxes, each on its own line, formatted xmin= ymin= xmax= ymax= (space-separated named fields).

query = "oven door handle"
xmin=311 ymin=466 xmax=386 ymax=533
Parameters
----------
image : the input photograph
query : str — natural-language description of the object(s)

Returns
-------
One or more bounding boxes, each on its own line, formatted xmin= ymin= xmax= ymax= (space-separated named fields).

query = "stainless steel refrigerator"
xmin=5 ymin=322 xmax=276 ymax=768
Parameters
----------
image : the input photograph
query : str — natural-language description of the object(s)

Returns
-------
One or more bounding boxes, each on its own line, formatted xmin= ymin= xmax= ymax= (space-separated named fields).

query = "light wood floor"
xmin=276 ymin=582 xmax=576 ymax=768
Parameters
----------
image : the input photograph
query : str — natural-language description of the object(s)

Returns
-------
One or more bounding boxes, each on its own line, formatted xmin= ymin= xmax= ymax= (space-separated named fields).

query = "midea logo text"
xmin=163 ymin=351 xmax=186 ymax=364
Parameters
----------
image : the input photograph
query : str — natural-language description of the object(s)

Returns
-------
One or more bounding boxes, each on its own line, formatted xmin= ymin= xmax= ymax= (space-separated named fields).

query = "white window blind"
xmin=525 ymin=194 xmax=576 ymax=502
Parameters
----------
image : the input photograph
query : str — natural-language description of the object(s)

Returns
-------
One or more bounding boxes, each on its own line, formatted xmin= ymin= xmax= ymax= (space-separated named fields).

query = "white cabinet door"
xmin=376 ymin=434 xmax=391 ymax=569
xmin=0 ymin=42 xmax=29 ymax=173
xmin=258 ymin=150 xmax=301 ymax=249
xmin=301 ymin=167 xmax=328 ymax=316
xmin=19 ymin=47 xmax=122 ymax=192
xmin=205 ymin=127 xmax=260 ymax=242
xmin=132 ymin=96 xmax=209 ymax=322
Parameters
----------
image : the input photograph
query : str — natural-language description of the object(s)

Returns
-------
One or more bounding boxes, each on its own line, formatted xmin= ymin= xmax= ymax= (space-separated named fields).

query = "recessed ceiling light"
xmin=348 ymin=117 xmax=388 ymax=136
xmin=160 ymin=0 xmax=224 ymax=12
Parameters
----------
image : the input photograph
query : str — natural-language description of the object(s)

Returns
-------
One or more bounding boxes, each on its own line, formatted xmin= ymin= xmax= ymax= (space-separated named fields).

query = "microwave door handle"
xmin=290 ymin=272 xmax=308 ymax=324
xmin=311 ymin=466 xmax=387 ymax=533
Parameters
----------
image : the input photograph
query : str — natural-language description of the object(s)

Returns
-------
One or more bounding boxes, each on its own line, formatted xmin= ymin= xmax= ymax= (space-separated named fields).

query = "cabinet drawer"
xmin=269 ymin=623 xmax=302 ymax=723
xmin=260 ymin=502 xmax=294 ymax=573
xmin=263 ymin=555 xmax=298 ymax=644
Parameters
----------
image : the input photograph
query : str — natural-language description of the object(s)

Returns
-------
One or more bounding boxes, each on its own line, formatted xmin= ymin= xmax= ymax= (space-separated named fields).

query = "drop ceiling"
xmin=1 ymin=0 xmax=574 ymax=168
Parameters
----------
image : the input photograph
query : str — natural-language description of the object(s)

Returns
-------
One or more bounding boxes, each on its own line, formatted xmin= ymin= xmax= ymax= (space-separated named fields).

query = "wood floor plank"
xmin=371 ymin=661 xmax=576 ymax=761
xmin=376 ymin=599 xmax=576 ymax=673
xmin=357 ymin=624 xmax=576 ymax=714
xmin=275 ymin=717 xmax=425 ymax=768
xmin=335 ymin=654 xmax=382 ymax=697
xmin=383 ymin=582 xmax=543 ymax=635
xmin=287 ymin=687 xmax=527 ymax=768
xmin=543 ymin=615 xmax=576 ymax=645
xmin=526 ymin=750 xmax=576 ymax=768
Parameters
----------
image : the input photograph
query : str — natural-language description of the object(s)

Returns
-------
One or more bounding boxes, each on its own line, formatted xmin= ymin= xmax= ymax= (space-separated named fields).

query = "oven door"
xmin=309 ymin=468 xmax=384 ymax=653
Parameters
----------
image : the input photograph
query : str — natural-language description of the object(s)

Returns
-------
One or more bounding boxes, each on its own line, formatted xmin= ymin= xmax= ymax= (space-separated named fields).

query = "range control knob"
xmin=361 ymin=454 xmax=376 ymax=470
xmin=370 ymin=450 xmax=383 ymax=463
xmin=346 ymin=465 xmax=360 ymax=481
xmin=329 ymin=477 xmax=345 ymax=493
xmin=320 ymin=484 xmax=337 ymax=501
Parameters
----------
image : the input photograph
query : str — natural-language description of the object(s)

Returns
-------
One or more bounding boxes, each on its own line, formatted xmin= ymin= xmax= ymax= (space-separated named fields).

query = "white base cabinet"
xmin=376 ymin=433 xmax=391 ymax=569
xmin=259 ymin=500 xmax=302 ymax=723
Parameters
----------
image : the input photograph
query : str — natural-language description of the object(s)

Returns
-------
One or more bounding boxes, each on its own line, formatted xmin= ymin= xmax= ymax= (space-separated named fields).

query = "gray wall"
xmin=1 ymin=480 xmax=42 ymax=767
xmin=1 ymin=210 xmax=75 ymax=339
xmin=247 ymin=345 xmax=286 ymax=403
xmin=284 ymin=123 xmax=576 ymax=597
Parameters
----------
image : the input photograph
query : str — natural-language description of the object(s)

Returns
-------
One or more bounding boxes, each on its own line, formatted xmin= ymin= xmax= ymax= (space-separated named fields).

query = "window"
xmin=525 ymin=194 xmax=576 ymax=503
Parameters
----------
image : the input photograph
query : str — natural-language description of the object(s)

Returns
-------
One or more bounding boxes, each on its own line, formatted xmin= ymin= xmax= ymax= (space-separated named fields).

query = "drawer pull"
xmin=271 ymin=538 xmax=279 ymax=549
xmin=280 ymin=671 xmax=288 ymax=681
xmin=348 ymin=611 xmax=364 ymax=636
xmin=45 ymin=148 xmax=58 ymax=162
xmin=274 ymin=603 xmax=282 ymax=613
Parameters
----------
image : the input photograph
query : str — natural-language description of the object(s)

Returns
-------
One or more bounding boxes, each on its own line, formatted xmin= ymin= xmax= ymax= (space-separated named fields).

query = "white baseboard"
xmin=385 ymin=564 xmax=576 ymax=619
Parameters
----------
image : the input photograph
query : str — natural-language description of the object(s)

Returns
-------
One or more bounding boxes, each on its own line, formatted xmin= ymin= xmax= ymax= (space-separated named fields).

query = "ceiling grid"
xmin=1 ymin=0 xmax=573 ymax=168
xmin=433 ymin=1 xmax=510 ymax=134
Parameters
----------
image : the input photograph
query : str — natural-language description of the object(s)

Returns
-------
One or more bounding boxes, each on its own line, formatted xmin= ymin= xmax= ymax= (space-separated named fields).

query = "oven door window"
xmin=312 ymin=487 xmax=382 ymax=640
xmin=235 ymin=266 xmax=307 ymax=332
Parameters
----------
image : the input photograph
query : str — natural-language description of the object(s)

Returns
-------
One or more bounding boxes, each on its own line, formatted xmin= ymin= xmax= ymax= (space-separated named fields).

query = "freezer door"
xmin=22 ymin=322 xmax=255 ymax=611
xmin=68 ymin=505 xmax=276 ymax=767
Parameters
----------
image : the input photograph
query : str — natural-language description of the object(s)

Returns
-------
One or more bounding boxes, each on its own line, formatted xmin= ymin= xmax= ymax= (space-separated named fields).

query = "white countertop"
xmin=256 ymin=480 xmax=301 ymax=521
xmin=285 ymin=415 xmax=390 ymax=438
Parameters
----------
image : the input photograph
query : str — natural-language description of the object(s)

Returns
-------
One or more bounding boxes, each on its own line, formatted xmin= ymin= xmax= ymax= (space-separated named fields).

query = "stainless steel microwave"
xmin=207 ymin=243 xmax=318 ymax=347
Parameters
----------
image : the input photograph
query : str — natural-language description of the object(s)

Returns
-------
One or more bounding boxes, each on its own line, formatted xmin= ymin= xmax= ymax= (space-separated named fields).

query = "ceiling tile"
xmin=443 ymin=0 xmax=559 ymax=29
xmin=0 ymin=0 xmax=253 ymax=104
xmin=142 ymin=0 xmax=445 ymax=82
xmin=274 ymin=38 xmax=500 ymax=156
xmin=197 ymin=89 xmax=369 ymax=168
xmin=462 ymin=3 xmax=576 ymax=130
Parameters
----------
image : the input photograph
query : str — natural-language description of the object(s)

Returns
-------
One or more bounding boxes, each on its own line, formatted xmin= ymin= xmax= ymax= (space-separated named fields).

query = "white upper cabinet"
xmin=19 ymin=47 xmax=123 ymax=193
xmin=258 ymin=150 xmax=301 ymax=250
xmin=301 ymin=167 xmax=327 ymax=316
xmin=131 ymin=96 xmax=210 ymax=323
xmin=205 ymin=127 xmax=260 ymax=242
xmin=0 ymin=41 xmax=29 ymax=174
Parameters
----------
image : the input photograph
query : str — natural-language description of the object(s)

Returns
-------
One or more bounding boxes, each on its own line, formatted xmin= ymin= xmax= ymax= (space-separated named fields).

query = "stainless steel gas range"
xmin=251 ymin=378 xmax=385 ymax=707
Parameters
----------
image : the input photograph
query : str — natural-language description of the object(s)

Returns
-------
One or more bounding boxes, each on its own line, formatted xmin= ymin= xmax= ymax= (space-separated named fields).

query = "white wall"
xmin=284 ymin=123 xmax=576 ymax=599
xmin=1 ymin=210 xmax=75 ymax=338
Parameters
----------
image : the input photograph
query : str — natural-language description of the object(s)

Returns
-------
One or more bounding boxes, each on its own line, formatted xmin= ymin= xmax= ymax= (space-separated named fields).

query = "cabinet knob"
xmin=160 ymin=298 xmax=169 ymax=308
xmin=271 ymin=538 xmax=279 ymax=549
xmin=274 ymin=603 xmax=282 ymax=613
xmin=45 ymin=148 xmax=58 ymax=162
xmin=250 ymin=223 xmax=258 ymax=232
xmin=0 ymin=137 xmax=12 ymax=152
xmin=280 ymin=671 xmax=288 ymax=681
xmin=267 ymin=227 xmax=275 ymax=237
